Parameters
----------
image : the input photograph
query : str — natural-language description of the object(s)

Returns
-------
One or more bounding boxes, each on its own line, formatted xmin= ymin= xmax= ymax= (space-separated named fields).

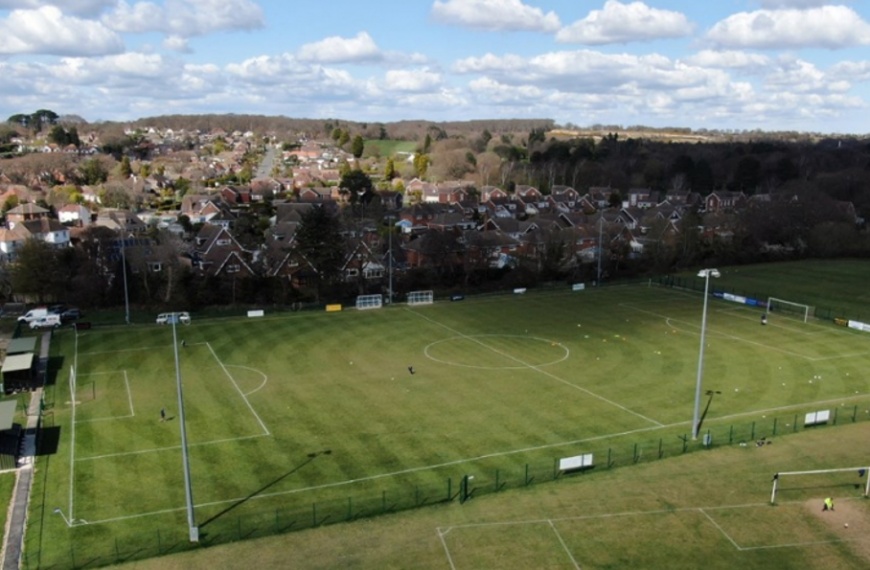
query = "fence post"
xmin=793 ymin=414 xmax=798 ymax=432
xmin=751 ymin=421 xmax=755 ymax=440
xmin=833 ymin=408 xmax=838 ymax=425
xmin=495 ymin=469 xmax=500 ymax=491
xmin=773 ymin=417 xmax=777 ymax=436
xmin=607 ymin=448 xmax=612 ymax=468
xmin=633 ymin=443 xmax=639 ymax=463
xmin=853 ymin=405 xmax=858 ymax=422
xmin=729 ymin=425 xmax=733 ymax=444
xmin=682 ymin=435 xmax=688 ymax=453
xmin=658 ymin=438 xmax=663 ymax=459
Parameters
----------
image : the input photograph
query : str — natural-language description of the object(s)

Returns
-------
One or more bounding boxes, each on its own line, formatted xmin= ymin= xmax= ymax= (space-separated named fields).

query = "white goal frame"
xmin=770 ymin=466 xmax=870 ymax=504
xmin=766 ymin=297 xmax=813 ymax=323
xmin=407 ymin=290 xmax=434 ymax=306
xmin=355 ymin=294 xmax=383 ymax=310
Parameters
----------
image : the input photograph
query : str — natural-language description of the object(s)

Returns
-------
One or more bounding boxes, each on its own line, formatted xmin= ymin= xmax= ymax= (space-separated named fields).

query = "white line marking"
xmin=124 ymin=369 xmax=135 ymax=417
xmin=437 ymin=527 xmax=458 ymax=570
xmin=206 ymin=342 xmax=270 ymax=436
xmin=699 ymin=507 xmax=741 ymax=550
xmin=408 ymin=309 xmax=663 ymax=427
xmin=223 ymin=365 xmax=268 ymax=396
xmin=76 ymin=434 xmax=269 ymax=462
xmin=549 ymin=519 xmax=582 ymax=569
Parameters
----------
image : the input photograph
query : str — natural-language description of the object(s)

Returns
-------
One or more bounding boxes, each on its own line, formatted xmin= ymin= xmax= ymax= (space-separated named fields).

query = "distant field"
xmin=364 ymin=139 xmax=417 ymax=157
xmin=25 ymin=270 xmax=870 ymax=569
xmin=676 ymin=259 xmax=870 ymax=321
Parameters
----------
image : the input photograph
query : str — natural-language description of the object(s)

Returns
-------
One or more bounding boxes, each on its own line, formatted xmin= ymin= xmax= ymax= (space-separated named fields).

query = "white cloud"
xmin=163 ymin=35 xmax=190 ymax=53
xmin=384 ymin=68 xmax=442 ymax=92
xmin=431 ymin=0 xmax=560 ymax=33
xmin=0 ymin=5 xmax=123 ymax=55
xmin=706 ymin=6 xmax=870 ymax=49
xmin=756 ymin=0 xmax=835 ymax=7
xmin=829 ymin=60 xmax=870 ymax=82
xmin=0 ymin=0 xmax=116 ymax=16
xmin=105 ymin=0 xmax=264 ymax=38
xmin=297 ymin=32 xmax=382 ymax=64
xmin=684 ymin=50 xmax=771 ymax=71
xmin=556 ymin=0 xmax=693 ymax=44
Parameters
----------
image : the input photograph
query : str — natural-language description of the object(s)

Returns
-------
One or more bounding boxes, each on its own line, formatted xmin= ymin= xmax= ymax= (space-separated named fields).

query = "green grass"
xmin=24 ymin=274 xmax=870 ymax=569
xmin=364 ymin=139 xmax=417 ymax=158
xmin=679 ymin=259 xmax=870 ymax=320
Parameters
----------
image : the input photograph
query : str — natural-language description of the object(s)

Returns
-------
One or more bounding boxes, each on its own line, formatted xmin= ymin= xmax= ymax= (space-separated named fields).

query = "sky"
xmin=1 ymin=0 xmax=870 ymax=134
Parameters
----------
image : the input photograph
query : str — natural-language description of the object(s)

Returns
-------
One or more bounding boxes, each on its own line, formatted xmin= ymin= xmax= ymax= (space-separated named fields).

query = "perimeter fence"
xmin=26 ymin=402 xmax=870 ymax=569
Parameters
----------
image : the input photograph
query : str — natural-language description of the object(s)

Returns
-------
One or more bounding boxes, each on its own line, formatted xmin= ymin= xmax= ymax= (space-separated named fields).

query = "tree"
xmin=119 ymin=156 xmax=133 ymax=178
xmin=414 ymin=154 xmax=429 ymax=178
xmin=351 ymin=135 xmax=365 ymax=158
xmin=384 ymin=157 xmax=396 ymax=181
xmin=78 ymin=157 xmax=109 ymax=185
xmin=10 ymin=239 xmax=61 ymax=303
xmin=295 ymin=205 xmax=345 ymax=301
xmin=340 ymin=169 xmax=374 ymax=210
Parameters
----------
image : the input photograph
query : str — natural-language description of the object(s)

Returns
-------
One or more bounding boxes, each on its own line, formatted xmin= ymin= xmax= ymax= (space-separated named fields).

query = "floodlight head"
xmin=697 ymin=268 xmax=720 ymax=278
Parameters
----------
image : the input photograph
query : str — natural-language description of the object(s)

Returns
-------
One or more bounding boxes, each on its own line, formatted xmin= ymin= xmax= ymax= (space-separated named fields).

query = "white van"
xmin=18 ymin=308 xmax=48 ymax=323
xmin=156 ymin=312 xmax=190 ymax=325
xmin=29 ymin=314 xmax=61 ymax=329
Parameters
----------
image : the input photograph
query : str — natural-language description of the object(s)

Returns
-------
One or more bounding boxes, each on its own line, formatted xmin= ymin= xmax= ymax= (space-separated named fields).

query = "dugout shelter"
xmin=0 ymin=400 xmax=20 ymax=469
xmin=1 ymin=353 xmax=36 ymax=394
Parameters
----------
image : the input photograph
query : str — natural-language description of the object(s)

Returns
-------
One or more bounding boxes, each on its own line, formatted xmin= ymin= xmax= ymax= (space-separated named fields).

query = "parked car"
xmin=29 ymin=314 xmax=61 ymax=329
xmin=60 ymin=308 xmax=82 ymax=321
xmin=156 ymin=312 xmax=190 ymax=325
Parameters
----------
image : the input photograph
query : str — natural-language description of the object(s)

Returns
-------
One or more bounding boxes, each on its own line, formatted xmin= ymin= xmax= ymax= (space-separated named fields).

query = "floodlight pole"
xmin=387 ymin=215 xmax=394 ymax=304
xmin=171 ymin=313 xmax=198 ymax=542
xmin=692 ymin=268 xmax=719 ymax=440
xmin=596 ymin=216 xmax=603 ymax=285
xmin=120 ymin=224 xmax=130 ymax=325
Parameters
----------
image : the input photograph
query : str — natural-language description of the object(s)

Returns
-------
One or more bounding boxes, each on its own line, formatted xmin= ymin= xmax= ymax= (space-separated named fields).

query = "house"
xmin=704 ymin=191 xmax=745 ymax=212
xmin=181 ymin=194 xmax=224 ymax=224
xmin=0 ymin=228 xmax=27 ymax=261
xmin=93 ymin=210 xmax=147 ymax=234
xmin=625 ymin=188 xmax=659 ymax=209
xmin=5 ymin=203 xmax=49 ymax=225
xmin=8 ymin=218 xmax=70 ymax=248
xmin=192 ymin=225 xmax=254 ymax=278
xmin=58 ymin=204 xmax=92 ymax=226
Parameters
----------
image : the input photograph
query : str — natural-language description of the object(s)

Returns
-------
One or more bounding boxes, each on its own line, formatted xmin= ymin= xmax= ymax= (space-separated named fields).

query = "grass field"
xmin=364 ymin=139 xmax=417 ymax=158
xmin=25 ymin=271 xmax=870 ymax=568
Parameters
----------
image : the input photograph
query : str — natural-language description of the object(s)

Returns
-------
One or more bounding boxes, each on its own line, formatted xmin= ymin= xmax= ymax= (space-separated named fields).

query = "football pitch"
xmin=28 ymin=282 xmax=870 ymax=567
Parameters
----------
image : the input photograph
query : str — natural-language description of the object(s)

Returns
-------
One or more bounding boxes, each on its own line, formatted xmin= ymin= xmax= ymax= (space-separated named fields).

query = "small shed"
xmin=0 ymin=400 xmax=20 ymax=469
xmin=5 ymin=336 xmax=37 ymax=356
xmin=1 ymin=353 xmax=35 ymax=394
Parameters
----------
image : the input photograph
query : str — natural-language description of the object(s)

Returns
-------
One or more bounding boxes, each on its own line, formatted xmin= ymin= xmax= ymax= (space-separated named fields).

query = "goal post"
xmin=407 ymin=290 xmax=434 ymax=306
xmin=355 ymin=294 xmax=383 ymax=310
xmin=766 ymin=297 xmax=813 ymax=323
xmin=770 ymin=466 xmax=870 ymax=504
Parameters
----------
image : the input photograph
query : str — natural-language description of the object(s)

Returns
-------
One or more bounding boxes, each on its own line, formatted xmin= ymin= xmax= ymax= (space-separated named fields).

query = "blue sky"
xmin=1 ymin=0 xmax=869 ymax=133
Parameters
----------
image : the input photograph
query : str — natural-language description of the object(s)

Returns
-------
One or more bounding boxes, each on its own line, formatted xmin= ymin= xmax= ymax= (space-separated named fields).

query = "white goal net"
xmin=355 ymin=294 xmax=383 ymax=310
xmin=770 ymin=466 xmax=870 ymax=504
xmin=766 ymin=297 xmax=813 ymax=323
xmin=407 ymin=290 xmax=434 ymax=306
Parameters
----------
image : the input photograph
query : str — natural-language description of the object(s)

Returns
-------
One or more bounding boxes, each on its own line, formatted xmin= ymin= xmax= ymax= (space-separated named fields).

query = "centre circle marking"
xmin=424 ymin=334 xmax=570 ymax=369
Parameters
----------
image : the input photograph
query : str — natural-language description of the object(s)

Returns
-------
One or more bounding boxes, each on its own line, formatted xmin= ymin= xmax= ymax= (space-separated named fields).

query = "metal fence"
xmin=25 ymin=404 xmax=870 ymax=569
